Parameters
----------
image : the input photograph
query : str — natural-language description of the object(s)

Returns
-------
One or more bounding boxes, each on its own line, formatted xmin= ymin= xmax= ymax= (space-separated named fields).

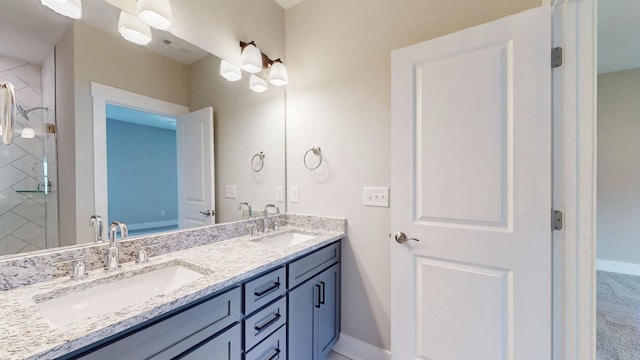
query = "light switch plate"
xmin=290 ymin=186 xmax=299 ymax=203
xmin=363 ymin=187 xmax=389 ymax=207
xmin=224 ymin=185 xmax=237 ymax=199
xmin=276 ymin=186 xmax=284 ymax=202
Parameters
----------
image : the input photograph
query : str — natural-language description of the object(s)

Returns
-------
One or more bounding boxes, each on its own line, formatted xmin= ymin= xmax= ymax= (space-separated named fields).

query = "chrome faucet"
xmin=239 ymin=202 xmax=253 ymax=218
xmin=263 ymin=204 xmax=280 ymax=232
xmin=53 ymin=257 xmax=88 ymax=280
xmin=106 ymin=221 xmax=128 ymax=271
xmin=89 ymin=215 xmax=103 ymax=243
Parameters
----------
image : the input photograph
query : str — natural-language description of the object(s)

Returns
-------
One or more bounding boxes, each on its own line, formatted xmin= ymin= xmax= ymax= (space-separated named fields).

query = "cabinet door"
xmin=317 ymin=264 xmax=340 ymax=359
xmin=288 ymin=278 xmax=318 ymax=360
xmin=179 ymin=324 xmax=241 ymax=360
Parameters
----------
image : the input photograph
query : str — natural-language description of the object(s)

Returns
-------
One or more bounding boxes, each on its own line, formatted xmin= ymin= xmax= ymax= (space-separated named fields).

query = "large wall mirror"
xmin=0 ymin=1 xmax=285 ymax=257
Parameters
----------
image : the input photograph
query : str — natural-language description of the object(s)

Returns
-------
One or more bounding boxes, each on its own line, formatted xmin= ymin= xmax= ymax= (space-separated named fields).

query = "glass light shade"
xmin=21 ymin=128 xmax=35 ymax=139
xmin=269 ymin=62 xmax=288 ymax=86
xmin=118 ymin=11 xmax=152 ymax=46
xmin=250 ymin=75 xmax=268 ymax=93
xmin=220 ymin=60 xmax=242 ymax=82
xmin=40 ymin=0 xmax=82 ymax=19
xmin=137 ymin=0 xmax=172 ymax=30
xmin=241 ymin=44 xmax=263 ymax=74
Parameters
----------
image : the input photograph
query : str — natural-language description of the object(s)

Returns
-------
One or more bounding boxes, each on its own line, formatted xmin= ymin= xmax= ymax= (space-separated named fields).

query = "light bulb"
xmin=250 ymin=75 xmax=268 ymax=93
xmin=220 ymin=60 xmax=242 ymax=82
xmin=40 ymin=0 xmax=82 ymax=19
xmin=241 ymin=44 xmax=263 ymax=74
xmin=118 ymin=11 xmax=152 ymax=46
xmin=269 ymin=61 xmax=288 ymax=86
xmin=137 ymin=0 xmax=172 ymax=30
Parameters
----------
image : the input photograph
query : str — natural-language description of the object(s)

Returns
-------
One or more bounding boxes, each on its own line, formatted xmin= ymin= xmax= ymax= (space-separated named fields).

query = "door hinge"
xmin=552 ymin=210 xmax=563 ymax=231
xmin=551 ymin=47 xmax=563 ymax=68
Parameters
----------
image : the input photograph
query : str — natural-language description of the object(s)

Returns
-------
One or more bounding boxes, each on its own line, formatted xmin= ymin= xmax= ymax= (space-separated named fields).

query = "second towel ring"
xmin=251 ymin=151 xmax=265 ymax=172
xmin=303 ymin=146 xmax=323 ymax=170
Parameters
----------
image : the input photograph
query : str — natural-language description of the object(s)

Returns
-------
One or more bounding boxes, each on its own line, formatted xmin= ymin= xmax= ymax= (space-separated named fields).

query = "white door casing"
xmin=176 ymin=107 xmax=215 ymax=229
xmin=91 ymin=83 xmax=188 ymax=229
xmin=390 ymin=6 xmax=551 ymax=360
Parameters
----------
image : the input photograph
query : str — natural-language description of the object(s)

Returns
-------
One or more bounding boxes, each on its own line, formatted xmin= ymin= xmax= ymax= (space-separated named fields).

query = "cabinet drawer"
xmin=244 ymin=267 xmax=286 ymax=316
xmin=288 ymin=242 xmax=340 ymax=289
xmin=78 ymin=287 xmax=241 ymax=359
xmin=181 ymin=324 xmax=241 ymax=360
xmin=244 ymin=325 xmax=286 ymax=360
xmin=244 ymin=297 xmax=287 ymax=351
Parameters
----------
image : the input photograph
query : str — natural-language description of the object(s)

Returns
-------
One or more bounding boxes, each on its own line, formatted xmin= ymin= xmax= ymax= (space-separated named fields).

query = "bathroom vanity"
xmin=0 ymin=214 xmax=344 ymax=360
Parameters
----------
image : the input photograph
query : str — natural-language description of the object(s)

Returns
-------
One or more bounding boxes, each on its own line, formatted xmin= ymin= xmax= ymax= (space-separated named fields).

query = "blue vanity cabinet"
xmin=180 ymin=324 xmax=241 ymax=359
xmin=288 ymin=242 xmax=341 ymax=360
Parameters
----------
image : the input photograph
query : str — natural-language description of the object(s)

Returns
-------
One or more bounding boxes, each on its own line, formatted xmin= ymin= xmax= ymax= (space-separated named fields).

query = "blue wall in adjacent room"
xmin=107 ymin=119 xmax=178 ymax=226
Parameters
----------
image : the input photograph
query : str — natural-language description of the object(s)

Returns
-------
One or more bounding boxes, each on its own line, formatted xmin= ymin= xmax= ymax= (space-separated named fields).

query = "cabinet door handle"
xmin=265 ymin=348 xmax=281 ymax=360
xmin=320 ymin=281 xmax=326 ymax=305
xmin=254 ymin=313 xmax=281 ymax=333
xmin=315 ymin=284 xmax=322 ymax=308
xmin=254 ymin=281 xmax=280 ymax=297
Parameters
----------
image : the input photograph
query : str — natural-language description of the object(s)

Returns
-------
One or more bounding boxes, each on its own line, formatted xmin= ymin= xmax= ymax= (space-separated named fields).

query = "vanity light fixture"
xmin=136 ymin=0 xmax=173 ymax=30
xmin=249 ymin=75 xmax=268 ymax=93
xmin=240 ymin=41 xmax=264 ymax=74
xmin=118 ymin=10 xmax=152 ymax=46
xmin=220 ymin=60 xmax=242 ymax=82
xmin=40 ymin=0 xmax=82 ymax=19
xmin=268 ymin=59 xmax=288 ymax=87
xmin=21 ymin=128 xmax=35 ymax=139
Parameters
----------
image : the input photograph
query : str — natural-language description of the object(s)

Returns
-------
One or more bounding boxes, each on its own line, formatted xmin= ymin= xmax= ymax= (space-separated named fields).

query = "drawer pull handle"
xmin=254 ymin=282 xmax=280 ymax=297
xmin=266 ymin=348 xmax=281 ymax=360
xmin=254 ymin=313 xmax=281 ymax=332
xmin=315 ymin=284 xmax=322 ymax=308
xmin=320 ymin=281 xmax=326 ymax=305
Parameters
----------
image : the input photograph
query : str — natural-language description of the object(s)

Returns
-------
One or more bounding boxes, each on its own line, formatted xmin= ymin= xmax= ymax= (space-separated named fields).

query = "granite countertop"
xmin=0 ymin=225 xmax=344 ymax=360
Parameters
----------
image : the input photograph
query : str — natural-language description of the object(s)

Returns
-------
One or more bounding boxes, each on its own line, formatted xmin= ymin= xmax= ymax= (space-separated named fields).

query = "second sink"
xmin=253 ymin=231 xmax=316 ymax=248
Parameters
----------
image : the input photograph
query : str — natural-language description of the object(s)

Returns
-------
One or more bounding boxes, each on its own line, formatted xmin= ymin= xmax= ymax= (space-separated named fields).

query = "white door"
xmin=177 ymin=107 xmax=215 ymax=228
xmin=390 ymin=6 xmax=551 ymax=360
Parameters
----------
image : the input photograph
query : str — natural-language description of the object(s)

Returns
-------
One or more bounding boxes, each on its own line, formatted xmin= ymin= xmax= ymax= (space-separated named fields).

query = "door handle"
xmin=199 ymin=210 xmax=216 ymax=216
xmin=315 ymin=284 xmax=322 ymax=308
xmin=319 ymin=281 xmax=325 ymax=305
xmin=394 ymin=232 xmax=420 ymax=244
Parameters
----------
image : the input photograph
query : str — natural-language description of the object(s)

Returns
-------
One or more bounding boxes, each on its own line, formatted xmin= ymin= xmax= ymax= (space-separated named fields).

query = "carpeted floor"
xmin=597 ymin=271 xmax=640 ymax=359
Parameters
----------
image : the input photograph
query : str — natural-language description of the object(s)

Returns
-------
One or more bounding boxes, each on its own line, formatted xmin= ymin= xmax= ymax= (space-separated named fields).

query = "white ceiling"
xmin=0 ymin=1 xmax=207 ymax=66
xmin=598 ymin=0 xmax=640 ymax=74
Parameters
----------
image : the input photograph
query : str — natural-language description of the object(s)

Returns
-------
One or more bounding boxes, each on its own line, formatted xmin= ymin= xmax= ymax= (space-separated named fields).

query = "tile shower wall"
xmin=0 ymin=54 xmax=58 ymax=256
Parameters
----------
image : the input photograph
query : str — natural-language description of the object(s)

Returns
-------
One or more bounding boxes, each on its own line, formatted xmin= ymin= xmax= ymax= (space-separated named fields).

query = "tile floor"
xmin=597 ymin=270 xmax=640 ymax=359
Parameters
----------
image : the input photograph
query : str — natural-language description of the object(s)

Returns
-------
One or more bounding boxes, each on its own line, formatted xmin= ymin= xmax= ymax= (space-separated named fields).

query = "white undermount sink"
xmin=253 ymin=231 xmax=317 ymax=248
xmin=35 ymin=262 xmax=206 ymax=329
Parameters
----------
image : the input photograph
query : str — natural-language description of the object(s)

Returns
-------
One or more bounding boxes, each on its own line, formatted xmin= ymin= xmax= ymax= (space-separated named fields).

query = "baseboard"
xmin=597 ymin=259 xmax=640 ymax=276
xmin=332 ymin=333 xmax=391 ymax=360
xmin=127 ymin=219 xmax=178 ymax=231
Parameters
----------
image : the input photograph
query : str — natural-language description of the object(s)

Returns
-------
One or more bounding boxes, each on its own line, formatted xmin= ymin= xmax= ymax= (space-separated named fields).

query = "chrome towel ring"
xmin=303 ymin=146 xmax=322 ymax=170
xmin=251 ymin=151 xmax=265 ymax=172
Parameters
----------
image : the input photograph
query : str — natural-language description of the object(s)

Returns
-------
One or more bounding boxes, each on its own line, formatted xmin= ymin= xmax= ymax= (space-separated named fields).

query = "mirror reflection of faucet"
xmin=89 ymin=215 xmax=103 ymax=243
xmin=106 ymin=221 xmax=128 ymax=271
xmin=238 ymin=202 xmax=253 ymax=219
xmin=263 ymin=204 xmax=280 ymax=233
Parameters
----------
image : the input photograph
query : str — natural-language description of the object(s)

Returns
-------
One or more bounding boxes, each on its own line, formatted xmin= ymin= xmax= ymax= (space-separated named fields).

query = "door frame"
xmin=552 ymin=0 xmax=597 ymax=359
xmin=90 ymin=82 xmax=189 ymax=225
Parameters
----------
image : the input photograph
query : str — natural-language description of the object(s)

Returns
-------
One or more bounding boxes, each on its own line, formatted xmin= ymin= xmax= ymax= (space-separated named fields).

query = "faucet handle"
xmin=54 ymin=257 xmax=88 ymax=280
xmin=136 ymin=243 xmax=160 ymax=263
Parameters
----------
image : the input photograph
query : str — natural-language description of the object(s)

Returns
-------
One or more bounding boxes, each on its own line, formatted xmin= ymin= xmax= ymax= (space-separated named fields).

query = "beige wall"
xmin=189 ymin=55 xmax=286 ymax=223
xmin=284 ymin=0 xmax=540 ymax=350
xmin=57 ymin=22 xmax=190 ymax=245
xmin=597 ymin=68 xmax=640 ymax=265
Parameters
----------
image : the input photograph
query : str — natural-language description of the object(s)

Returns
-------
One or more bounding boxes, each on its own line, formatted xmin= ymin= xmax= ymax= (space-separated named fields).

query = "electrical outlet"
xmin=290 ymin=186 xmax=299 ymax=203
xmin=363 ymin=187 xmax=389 ymax=207
xmin=276 ymin=186 xmax=284 ymax=202
xmin=225 ymin=185 xmax=237 ymax=199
